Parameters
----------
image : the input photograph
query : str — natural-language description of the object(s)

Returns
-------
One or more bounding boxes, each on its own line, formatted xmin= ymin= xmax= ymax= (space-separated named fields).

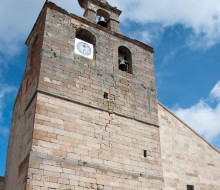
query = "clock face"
xmin=76 ymin=42 xmax=92 ymax=56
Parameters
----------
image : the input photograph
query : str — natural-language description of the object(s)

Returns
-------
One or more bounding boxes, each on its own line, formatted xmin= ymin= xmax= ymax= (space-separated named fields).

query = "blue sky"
xmin=0 ymin=0 xmax=220 ymax=176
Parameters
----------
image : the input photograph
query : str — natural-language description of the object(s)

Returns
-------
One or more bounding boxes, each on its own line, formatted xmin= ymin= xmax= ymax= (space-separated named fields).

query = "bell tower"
xmin=4 ymin=0 xmax=164 ymax=190
xmin=78 ymin=0 xmax=121 ymax=32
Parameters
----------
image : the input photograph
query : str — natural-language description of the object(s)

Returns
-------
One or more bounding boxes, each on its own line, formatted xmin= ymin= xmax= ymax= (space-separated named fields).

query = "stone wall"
xmin=4 ymin=2 xmax=163 ymax=189
xmin=38 ymin=3 xmax=158 ymax=125
xmin=0 ymin=177 xmax=4 ymax=190
xmin=3 ymin=2 xmax=220 ymax=190
xmin=158 ymin=103 xmax=220 ymax=190
xmin=23 ymin=4 xmax=164 ymax=189
xmin=26 ymin=93 xmax=163 ymax=190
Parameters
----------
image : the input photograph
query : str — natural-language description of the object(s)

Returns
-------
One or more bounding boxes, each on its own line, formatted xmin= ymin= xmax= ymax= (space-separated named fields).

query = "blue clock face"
xmin=76 ymin=42 xmax=92 ymax=56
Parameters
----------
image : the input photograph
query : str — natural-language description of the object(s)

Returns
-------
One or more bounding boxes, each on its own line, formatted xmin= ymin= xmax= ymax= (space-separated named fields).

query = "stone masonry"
xmin=4 ymin=1 xmax=163 ymax=190
xmin=158 ymin=103 xmax=220 ymax=190
xmin=0 ymin=177 xmax=4 ymax=190
xmin=3 ymin=1 xmax=220 ymax=190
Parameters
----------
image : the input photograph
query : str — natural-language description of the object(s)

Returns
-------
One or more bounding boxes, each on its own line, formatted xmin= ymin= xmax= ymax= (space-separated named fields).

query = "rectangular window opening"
xmin=144 ymin=150 xmax=147 ymax=158
xmin=104 ymin=92 xmax=108 ymax=99
xmin=187 ymin=185 xmax=194 ymax=190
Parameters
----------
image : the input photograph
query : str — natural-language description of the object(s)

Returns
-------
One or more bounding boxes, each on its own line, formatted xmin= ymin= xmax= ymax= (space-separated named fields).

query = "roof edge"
xmin=79 ymin=0 xmax=122 ymax=15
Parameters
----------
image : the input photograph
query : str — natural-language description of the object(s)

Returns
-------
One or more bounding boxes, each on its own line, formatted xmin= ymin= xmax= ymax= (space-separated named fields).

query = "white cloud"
xmin=2 ymin=0 xmax=220 ymax=56
xmin=109 ymin=0 xmax=220 ymax=49
xmin=125 ymin=24 xmax=164 ymax=45
xmin=210 ymin=81 xmax=220 ymax=100
xmin=172 ymin=81 xmax=220 ymax=143
xmin=0 ymin=0 xmax=83 ymax=57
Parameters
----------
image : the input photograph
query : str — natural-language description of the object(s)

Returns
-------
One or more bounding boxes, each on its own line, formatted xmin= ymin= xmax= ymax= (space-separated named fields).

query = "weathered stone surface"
xmin=38 ymin=5 xmax=158 ymax=125
xmin=25 ymin=92 xmax=163 ymax=189
xmin=4 ymin=1 xmax=162 ymax=190
xmin=158 ymin=103 xmax=220 ymax=190
xmin=3 ymin=1 xmax=220 ymax=190
xmin=0 ymin=177 xmax=4 ymax=190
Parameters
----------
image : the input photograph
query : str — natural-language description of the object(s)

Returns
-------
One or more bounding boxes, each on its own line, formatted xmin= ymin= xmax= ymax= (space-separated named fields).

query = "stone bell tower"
xmin=78 ymin=0 xmax=121 ymax=32
xmin=4 ymin=0 xmax=164 ymax=189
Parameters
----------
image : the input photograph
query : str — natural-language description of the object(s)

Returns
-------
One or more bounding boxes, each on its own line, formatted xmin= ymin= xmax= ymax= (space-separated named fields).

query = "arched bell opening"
xmin=96 ymin=9 xmax=110 ymax=29
xmin=118 ymin=46 xmax=132 ymax=74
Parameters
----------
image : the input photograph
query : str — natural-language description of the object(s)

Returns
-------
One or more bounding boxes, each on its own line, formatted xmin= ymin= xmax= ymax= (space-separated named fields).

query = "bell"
xmin=97 ymin=16 xmax=108 ymax=28
xmin=119 ymin=56 xmax=128 ymax=71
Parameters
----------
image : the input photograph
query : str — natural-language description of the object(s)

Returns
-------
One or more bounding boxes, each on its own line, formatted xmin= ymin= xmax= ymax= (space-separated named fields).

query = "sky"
xmin=0 ymin=0 xmax=220 ymax=176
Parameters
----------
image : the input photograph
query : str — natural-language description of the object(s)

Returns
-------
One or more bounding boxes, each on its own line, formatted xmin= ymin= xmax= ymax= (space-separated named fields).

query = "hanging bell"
xmin=119 ymin=56 xmax=128 ymax=71
xmin=97 ymin=16 xmax=108 ymax=28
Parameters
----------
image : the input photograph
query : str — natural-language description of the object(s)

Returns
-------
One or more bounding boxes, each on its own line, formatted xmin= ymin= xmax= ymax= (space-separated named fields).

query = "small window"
xmin=96 ymin=9 xmax=110 ymax=29
xmin=144 ymin=150 xmax=147 ymax=158
xmin=187 ymin=185 xmax=194 ymax=190
xmin=104 ymin=92 xmax=108 ymax=99
xmin=118 ymin=46 xmax=132 ymax=73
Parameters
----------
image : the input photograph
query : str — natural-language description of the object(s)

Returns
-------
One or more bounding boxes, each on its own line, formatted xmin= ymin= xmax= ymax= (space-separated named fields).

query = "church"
xmin=1 ymin=0 xmax=220 ymax=189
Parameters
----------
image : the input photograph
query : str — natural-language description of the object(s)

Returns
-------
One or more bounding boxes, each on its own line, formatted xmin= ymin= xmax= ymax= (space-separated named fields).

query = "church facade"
xmin=1 ymin=0 xmax=220 ymax=190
